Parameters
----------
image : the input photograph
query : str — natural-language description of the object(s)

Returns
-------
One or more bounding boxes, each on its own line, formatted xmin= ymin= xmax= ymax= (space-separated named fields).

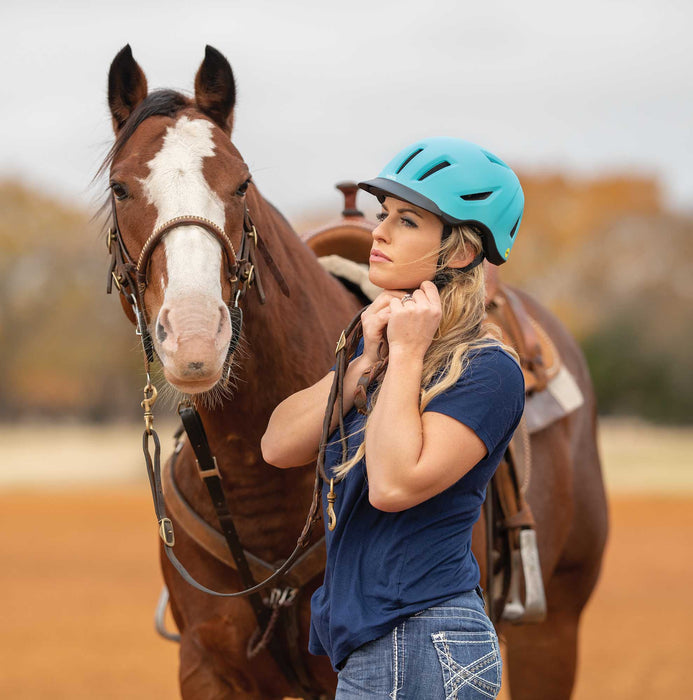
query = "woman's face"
xmin=368 ymin=196 xmax=444 ymax=291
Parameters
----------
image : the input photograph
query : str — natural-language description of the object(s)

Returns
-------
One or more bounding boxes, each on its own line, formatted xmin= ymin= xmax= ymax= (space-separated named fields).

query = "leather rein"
xmin=104 ymin=192 xmax=347 ymax=600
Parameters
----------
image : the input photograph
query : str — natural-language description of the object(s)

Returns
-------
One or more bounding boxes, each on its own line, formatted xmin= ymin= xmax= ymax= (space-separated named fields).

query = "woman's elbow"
xmin=260 ymin=431 xmax=287 ymax=468
xmin=260 ymin=430 xmax=316 ymax=469
xmin=368 ymin=485 xmax=409 ymax=513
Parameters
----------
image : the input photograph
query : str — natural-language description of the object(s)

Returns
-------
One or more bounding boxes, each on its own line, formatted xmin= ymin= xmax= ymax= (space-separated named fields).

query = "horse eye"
xmin=110 ymin=182 xmax=129 ymax=201
xmin=235 ymin=179 xmax=251 ymax=197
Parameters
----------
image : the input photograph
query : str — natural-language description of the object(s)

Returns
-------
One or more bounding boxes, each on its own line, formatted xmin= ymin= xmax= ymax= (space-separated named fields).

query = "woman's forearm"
xmin=364 ymin=348 xmax=425 ymax=508
xmin=261 ymin=353 xmax=373 ymax=468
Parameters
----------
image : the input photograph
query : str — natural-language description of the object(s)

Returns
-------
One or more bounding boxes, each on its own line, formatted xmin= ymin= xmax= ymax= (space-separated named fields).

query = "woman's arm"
xmin=261 ymin=352 xmax=372 ymax=468
xmin=261 ymin=291 xmax=402 ymax=468
xmin=365 ymin=281 xmax=487 ymax=511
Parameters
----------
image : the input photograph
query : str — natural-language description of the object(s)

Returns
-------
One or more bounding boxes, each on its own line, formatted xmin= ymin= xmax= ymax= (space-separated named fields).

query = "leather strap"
xmin=163 ymin=443 xmax=327 ymax=589
xmin=177 ymin=404 xmax=269 ymax=625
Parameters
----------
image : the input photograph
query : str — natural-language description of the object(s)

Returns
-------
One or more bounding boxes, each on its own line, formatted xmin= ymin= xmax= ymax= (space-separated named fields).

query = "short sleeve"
xmin=423 ymin=348 xmax=525 ymax=456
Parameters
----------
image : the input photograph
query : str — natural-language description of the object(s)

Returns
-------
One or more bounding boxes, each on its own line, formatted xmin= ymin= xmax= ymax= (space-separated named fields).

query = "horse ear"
xmin=108 ymin=45 xmax=148 ymax=133
xmin=194 ymin=45 xmax=236 ymax=134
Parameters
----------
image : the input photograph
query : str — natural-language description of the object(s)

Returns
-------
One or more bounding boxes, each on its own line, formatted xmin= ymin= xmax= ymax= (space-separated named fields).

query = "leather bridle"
xmin=106 ymin=194 xmax=290 ymax=369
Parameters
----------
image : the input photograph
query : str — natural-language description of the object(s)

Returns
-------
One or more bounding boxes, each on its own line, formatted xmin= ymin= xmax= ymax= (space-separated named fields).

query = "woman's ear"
xmin=446 ymin=248 xmax=478 ymax=269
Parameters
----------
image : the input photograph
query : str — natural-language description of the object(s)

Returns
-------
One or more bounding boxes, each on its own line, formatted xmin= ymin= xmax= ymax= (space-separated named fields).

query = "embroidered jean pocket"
xmin=431 ymin=630 xmax=501 ymax=699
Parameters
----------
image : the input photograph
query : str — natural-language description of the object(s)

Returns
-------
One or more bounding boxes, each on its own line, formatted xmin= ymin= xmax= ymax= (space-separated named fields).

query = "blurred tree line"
xmin=0 ymin=181 xmax=143 ymax=422
xmin=0 ymin=175 xmax=691 ymax=424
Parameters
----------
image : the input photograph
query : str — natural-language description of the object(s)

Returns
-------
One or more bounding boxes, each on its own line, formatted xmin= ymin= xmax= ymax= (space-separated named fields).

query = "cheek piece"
xmin=433 ymin=223 xmax=485 ymax=290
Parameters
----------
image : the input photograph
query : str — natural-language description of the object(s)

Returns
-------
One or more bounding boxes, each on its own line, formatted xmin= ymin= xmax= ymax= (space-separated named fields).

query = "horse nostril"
xmin=157 ymin=308 xmax=171 ymax=343
xmin=188 ymin=361 xmax=204 ymax=371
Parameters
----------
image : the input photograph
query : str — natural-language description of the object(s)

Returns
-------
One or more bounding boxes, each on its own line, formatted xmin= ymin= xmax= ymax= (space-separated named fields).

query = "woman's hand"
xmin=386 ymin=281 xmax=442 ymax=360
xmin=360 ymin=290 xmax=406 ymax=365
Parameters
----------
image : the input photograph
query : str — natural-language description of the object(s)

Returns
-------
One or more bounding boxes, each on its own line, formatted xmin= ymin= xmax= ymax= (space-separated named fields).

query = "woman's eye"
xmin=235 ymin=179 xmax=251 ymax=196
xmin=375 ymin=212 xmax=387 ymax=222
xmin=110 ymin=182 xmax=128 ymax=200
xmin=401 ymin=217 xmax=417 ymax=228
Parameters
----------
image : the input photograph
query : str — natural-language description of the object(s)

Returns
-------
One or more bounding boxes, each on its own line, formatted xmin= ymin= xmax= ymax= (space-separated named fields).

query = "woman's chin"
xmin=368 ymin=270 xmax=425 ymax=292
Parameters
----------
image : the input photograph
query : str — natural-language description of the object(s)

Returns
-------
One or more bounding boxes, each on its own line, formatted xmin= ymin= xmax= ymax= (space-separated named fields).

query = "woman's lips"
xmin=369 ymin=249 xmax=392 ymax=263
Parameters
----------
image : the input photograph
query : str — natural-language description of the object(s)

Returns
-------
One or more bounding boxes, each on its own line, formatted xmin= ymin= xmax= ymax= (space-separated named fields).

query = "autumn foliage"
xmin=1 ymin=173 xmax=690 ymax=423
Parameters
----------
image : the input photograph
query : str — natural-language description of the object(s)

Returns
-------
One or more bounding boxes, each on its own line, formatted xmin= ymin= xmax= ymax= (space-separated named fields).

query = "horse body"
xmin=104 ymin=45 xmax=607 ymax=699
xmin=492 ymin=289 xmax=608 ymax=698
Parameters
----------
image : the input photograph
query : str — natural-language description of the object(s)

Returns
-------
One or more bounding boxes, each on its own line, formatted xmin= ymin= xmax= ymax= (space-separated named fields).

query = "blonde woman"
xmin=261 ymin=137 xmax=525 ymax=699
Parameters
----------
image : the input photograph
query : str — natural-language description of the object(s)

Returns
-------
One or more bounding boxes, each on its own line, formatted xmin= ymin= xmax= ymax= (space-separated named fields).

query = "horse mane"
xmin=97 ymin=89 xmax=191 ymax=179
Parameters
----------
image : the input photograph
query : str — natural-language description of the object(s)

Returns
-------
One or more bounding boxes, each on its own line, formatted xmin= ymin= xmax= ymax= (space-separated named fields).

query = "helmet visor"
xmin=358 ymin=178 xmax=455 ymax=224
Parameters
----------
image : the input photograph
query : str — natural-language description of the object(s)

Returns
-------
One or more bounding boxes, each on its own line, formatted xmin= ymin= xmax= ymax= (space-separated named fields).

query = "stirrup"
xmin=501 ymin=529 xmax=547 ymax=623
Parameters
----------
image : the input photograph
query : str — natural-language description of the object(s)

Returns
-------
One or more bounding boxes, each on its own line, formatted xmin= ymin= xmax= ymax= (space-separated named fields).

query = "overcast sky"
xmin=1 ymin=0 xmax=691 ymax=221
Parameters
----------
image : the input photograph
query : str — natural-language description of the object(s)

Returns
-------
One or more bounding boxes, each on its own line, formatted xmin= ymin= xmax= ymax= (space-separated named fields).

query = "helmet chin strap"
xmin=457 ymin=250 xmax=485 ymax=273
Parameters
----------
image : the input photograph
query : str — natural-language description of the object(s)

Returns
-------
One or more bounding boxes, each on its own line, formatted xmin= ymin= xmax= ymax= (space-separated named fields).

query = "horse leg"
xmin=179 ymin=623 xmax=280 ymax=700
xmin=502 ymin=559 xmax=602 ymax=700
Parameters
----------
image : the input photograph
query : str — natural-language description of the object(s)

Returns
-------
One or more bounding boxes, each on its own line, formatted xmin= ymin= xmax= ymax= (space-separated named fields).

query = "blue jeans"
xmin=335 ymin=587 xmax=502 ymax=699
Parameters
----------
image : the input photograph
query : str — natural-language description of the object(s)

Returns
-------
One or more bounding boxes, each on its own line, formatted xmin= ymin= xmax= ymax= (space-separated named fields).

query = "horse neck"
xmin=196 ymin=187 xmax=361 ymax=448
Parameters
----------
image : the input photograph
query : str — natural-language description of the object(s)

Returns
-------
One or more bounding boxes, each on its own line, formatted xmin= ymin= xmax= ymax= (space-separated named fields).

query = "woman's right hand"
xmin=360 ymin=290 xmax=405 ymax=365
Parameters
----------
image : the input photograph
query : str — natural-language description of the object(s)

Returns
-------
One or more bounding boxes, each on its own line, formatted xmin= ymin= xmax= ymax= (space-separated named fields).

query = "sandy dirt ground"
xmin=1 ymin=419 xmax=692 ymax=698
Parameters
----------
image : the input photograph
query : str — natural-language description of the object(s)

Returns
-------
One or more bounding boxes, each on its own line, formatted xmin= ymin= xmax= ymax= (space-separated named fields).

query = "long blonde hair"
xmin=331 ymin=223 xmax=518 ymax=479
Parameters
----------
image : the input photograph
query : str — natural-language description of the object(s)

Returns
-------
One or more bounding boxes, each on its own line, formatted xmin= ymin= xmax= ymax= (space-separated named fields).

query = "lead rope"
xmin=317 ymin=307 xmax=379 ymax=531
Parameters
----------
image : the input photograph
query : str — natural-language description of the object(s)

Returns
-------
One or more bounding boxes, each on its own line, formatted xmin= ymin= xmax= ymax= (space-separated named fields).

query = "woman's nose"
xmin=372 ymin=221 xmax=389 ymax=243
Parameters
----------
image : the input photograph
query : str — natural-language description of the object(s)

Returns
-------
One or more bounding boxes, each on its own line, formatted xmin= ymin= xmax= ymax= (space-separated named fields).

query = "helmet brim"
xmin=358 ymin=178 xmax=455 ymax=224
xmin=358 ymin=177 xmax=505 ymax=265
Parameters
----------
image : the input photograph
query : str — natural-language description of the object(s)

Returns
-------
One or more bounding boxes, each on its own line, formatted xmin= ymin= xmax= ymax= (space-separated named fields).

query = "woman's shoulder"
xmin=465 ymin=342 xmax=524 ymax=384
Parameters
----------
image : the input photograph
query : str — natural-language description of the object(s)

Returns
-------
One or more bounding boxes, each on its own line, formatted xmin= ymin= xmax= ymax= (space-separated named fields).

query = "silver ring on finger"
xmin=401 ymin=294 xmax=415 ymax=304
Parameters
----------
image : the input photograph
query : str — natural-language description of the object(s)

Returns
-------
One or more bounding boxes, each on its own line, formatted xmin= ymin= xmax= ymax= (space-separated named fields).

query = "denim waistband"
xmin=423 ymin=586 xmax=487 ymax=611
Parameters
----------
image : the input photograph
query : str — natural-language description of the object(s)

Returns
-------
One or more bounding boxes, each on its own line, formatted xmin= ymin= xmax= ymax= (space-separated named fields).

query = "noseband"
xmin=106 ymin=194 xmax=290 ymax=368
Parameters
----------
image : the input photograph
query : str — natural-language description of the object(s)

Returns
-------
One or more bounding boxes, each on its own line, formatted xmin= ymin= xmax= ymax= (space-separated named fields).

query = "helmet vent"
xmin=509 ymin=217 xmax=520 ymax=238
xmin=396 ymin=148 xmax=424 ymax=174
xmin=461 ymin=191 xmax=493 ymax=201
xmin=481 ymin=149 xmax=509 ymax=168
xmin=418 ymin=160 xmax=451 ymax=181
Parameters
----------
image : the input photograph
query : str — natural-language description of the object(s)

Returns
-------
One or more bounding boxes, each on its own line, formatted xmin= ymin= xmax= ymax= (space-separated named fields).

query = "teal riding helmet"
xmin=358 ymin=137 xmax=524 ymax=265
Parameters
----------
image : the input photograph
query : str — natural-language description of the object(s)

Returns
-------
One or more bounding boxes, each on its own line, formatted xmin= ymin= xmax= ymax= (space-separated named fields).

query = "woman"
xmin=261 ymin=137 xmax=525 ymax=699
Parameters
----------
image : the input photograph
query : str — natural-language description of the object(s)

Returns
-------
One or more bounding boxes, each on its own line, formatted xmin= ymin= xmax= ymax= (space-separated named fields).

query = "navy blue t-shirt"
xmin=308 ymin=338 xmax=525 ymax=671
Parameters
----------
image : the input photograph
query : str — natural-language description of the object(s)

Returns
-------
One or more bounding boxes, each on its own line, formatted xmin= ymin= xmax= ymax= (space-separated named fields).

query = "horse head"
xmin=104 ymin=45 xmax=257 ymax=395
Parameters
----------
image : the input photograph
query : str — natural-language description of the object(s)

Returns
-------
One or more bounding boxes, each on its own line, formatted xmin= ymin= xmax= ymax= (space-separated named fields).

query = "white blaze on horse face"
xmin=141 ymin=116 xmax=231 ymax=385
xmin=141 ymin=116 xmax=225 ymax=300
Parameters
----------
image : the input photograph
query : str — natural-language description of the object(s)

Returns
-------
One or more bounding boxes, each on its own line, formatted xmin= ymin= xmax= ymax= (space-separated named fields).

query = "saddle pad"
xmin=318 ymin=255 xmax=381 ymax=301
xmin=523 ymin=365 xmax=584 ymax=434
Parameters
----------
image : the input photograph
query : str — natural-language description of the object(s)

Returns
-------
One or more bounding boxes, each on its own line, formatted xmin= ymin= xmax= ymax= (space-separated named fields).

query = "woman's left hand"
xmin=386 ymin=280 xmax=442 ymax=360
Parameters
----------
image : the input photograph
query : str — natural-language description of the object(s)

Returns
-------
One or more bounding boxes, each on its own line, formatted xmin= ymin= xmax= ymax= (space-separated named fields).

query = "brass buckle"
xmin=107 ymin=228 xmax=116 ymax=253
xmin=159 ymin=518 xmax=175 ymax=547
xmin=248 ymin=225 xmax=258 ymax=246
xmin=335 ymin=330 xmax=346 ymax=355
xmin=111 ymin=270 xmax=124 ymax=292
xmin=198 ymin=456 xmax=221 ymax=482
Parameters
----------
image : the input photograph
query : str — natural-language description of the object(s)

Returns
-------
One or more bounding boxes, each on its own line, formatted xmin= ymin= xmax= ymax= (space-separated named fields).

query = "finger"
xmin=420 ymin=280 xmax=441 ymax=309
xmin=389 ymin=297 xmax=404 ymax=312
xmin=371 ymin=290 xmax=401 ymax=312
xmin=411 ymin=289 xmax=428 ymax=306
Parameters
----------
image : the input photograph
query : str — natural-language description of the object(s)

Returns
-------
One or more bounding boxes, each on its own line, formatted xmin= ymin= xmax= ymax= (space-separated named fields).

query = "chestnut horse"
xmin=102 ymin=45 xmax=607 ymax=699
